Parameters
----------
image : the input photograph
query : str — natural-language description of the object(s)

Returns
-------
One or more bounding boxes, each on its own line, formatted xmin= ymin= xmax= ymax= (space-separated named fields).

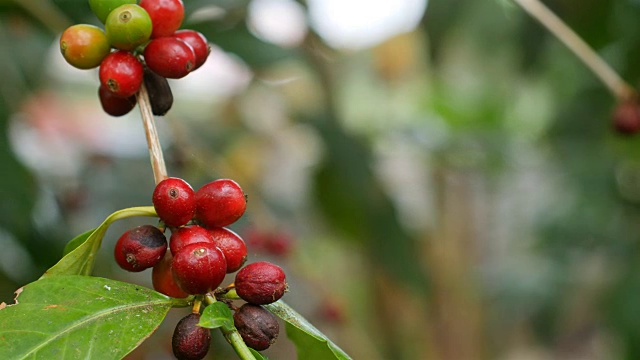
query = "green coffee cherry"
xmin=60 ymin=24 xmax=110 ymax=69
xmin=105 ymin=4 xmax=152 ymax=51
xmin=89 ymin=0 xmax=136 ymax=24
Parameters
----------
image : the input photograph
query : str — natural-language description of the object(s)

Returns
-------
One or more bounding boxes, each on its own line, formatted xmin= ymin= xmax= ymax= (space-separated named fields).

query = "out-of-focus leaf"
xmin=0 ymin=275 xmax=183 ymax=360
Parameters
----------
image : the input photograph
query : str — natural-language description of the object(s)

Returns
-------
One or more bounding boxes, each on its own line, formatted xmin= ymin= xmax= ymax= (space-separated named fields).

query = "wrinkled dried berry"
xmin=233 ymin=304 xmax=279 ymax=351
xmin=172 ymin=313 xmax=211 ymax=360
xmin=235 ymin=261 xmax=287 ymax=305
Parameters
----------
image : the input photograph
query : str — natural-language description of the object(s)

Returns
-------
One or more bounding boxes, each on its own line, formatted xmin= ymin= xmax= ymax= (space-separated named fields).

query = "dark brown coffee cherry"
xmin=195 ymin=179 xmax=247 ymax=228
xmin=613 ymin=98 xmax=640 ymax=135
xmin=172 ymin=313 xmax=211 ymax=360
xmin=233 ymin=304 xmax=279 ymax=351
xmin=235 ymin=262 xmax=287 ymax=305
xmin=143 ymin=66 xmax=173 ymax=116
xmin=169 ymin=225 xmax=215 ymax=256
xmin=152 ymin=251 xmax=188 ymax=298
xmin=172 ymin=242 xmax=227 ymax=294
xmin=153 ymin=177 xmax=195 ymax=227
xmin=208 ymin=227 xmax=247 ymax=273
xmin=114 ymin=225 xmax=167 ymax=272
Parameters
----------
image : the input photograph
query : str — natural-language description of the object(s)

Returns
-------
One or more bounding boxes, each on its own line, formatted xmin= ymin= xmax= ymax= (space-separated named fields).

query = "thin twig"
xmin=137 ymin=82 xmax=168 ymax=185
xmin=513 ymin=0 xmax=636 ymax=100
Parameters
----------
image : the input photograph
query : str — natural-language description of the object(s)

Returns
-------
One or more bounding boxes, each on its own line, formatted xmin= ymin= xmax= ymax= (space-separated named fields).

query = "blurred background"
xmin=2 ymin=0 xmax=640 ymax=359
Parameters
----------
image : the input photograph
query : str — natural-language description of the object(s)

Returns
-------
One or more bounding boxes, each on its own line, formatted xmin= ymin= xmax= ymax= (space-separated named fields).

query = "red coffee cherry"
xmin=195 ymin=179 xmax=247 ymax=228
xmin=173 ymin=30 xmax=210 ymax=70
xmin=235 ymin=262 xmax=287 ymax=305
xmin=60 ymin=24 xmax=110 ymax=69
xmin=98 ymin=85 xmax=137 ymax=117
xmin=172 ymin=313 xmax=211 ymax=360
xmin=233 ymin=304 xmax=279 ymax=351
xmin=114 ymin=225 xmax=167 ymax=272
xmin=153 ymin=177 xmax=196 ymax=227
xmin=208 ymin=227 xmax=247 ymax=273
xmin=152 ymin=251 xmax=188 ymax=298
xmin=105 ymin=4 xmax=153 ymax=50
xmin=171 ymin=242 xmax=227 ymax=295
xmin=169 ymin=225 xmax=215 ymax=256
xmin=139 ymin=0 xmax=185 ymax=38
xmin=613 ymin=98 xmax=640 ymax=135
xmin=143 ymin=37 xmax=195 ymax=79
xmin=99 ymin=50 xmax=144 ymax=98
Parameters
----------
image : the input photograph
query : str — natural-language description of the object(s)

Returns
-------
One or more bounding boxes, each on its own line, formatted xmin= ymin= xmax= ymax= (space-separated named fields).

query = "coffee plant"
xmin=0 ymin=1 xmax=350 ymax=359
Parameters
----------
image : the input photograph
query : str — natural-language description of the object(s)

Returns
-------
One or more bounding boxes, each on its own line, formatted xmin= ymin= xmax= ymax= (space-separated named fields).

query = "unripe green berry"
xmin=89 ymin=0 xmax=136 ymax=24
xmin=105 ymin=4 xmax=153 ymax=51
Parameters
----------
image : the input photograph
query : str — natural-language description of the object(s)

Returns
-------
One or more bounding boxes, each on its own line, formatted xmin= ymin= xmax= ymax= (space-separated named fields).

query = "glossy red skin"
xmin=153 ymin=177 xmax=196 ymax=227
xmin=173 ymin=29 xmax=209 ymax=69
xmin=235 ymin=262 xmax=287 ymax=305
xmin=195 ymin=179 xmax=247 ymax=228
xmin=152 ymin=251 xmax=188 ymax=298
xmin=140 ymin=0 xmax=184 ymax=38
xmin=99 ymin=50 xmax=144 ymax=97
xmin=98 ymin=85 xmax=137 ymax=117
xmin=208 ymin=227 xmax=247 ymax=273
xmin=143 ymin=37 xmax=194 ymax=79
xmin=171 ymin=242 xmax=227 ymax=295
xmin=114 ymin=225 xmax=167 ymax=272
xmin=169 ymin=225 xmax=215 ymax=255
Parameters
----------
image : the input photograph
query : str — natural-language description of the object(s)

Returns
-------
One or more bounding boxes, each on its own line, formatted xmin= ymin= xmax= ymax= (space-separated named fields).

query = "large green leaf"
xmin=0 ymin=275 xmax=187 ymax=359
xmin=43 ymin=206 xmax=158 ymax=278
xmin=265 ymin=301 xmax=352 ymax=360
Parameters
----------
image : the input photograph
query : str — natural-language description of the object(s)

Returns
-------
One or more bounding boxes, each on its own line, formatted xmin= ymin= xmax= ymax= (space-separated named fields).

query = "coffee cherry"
xmin=99 ymin=50 xmax=144 ymax=98
xmin=172 ymin=313 xmax=211 ymax=360
xmin=169 ymin=225 xmax=215 ymax=256
xmin=105 ymin=4 xmax=153 ymax=51
xmin=173 ymin=30 xmax=210 ymax=70
xmin=98 ymin=85 xmax=137 ymax=117
xmin=235 ymin=262 xmax=287 ymax=305
xmin=613 ymin=98 xmax=640 ymax=135
xmin=143 ymin=37 xmax=195 ymax=79
xmin=114 ymin=225 xmax=167 ymax=272
xmin=60 ymin=24 xmax=110 ymax=70
xmin=233 ymin=304 xmax=279 ymax=351
xmin=208 ymin=227 xmax=247 ymax=273
xmin=172 ymin=242 xmax=227 ymax=294
xmin=152 ymin=251 xmax=189 ymax=298
xmin=89 ymin=0 xmax=136 ymax=24
xmin=153 ymin=177 xmax=195 ymax=227
xmin=143 ymin=66 xmax=173 ymax=116
xmin=195 ymin=179 xmax=247 ymax=228
xmin=139 ymin=0 xmax=185 ymax=38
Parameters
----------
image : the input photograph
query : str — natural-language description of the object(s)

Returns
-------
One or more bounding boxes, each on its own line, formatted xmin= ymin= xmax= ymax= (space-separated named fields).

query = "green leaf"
xmin=199 ymin=301 xmax=234 ymax=332
xmin=0 ymin=275 xmax=185 ymax=360
xmin=250 ymin=348 xmax=269 ymax=360
xmin=264 ymin=301 xmax=352 ymax=360
xmin=42 ymin=206 xmax=158 ymax=278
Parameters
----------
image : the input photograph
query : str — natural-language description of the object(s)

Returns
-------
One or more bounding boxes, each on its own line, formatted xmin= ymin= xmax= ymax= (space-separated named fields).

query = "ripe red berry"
xmin=105 ymin=4 xmax=153 ymax=50
xmin=172 ymin=242 xmax=227 ymax=294
xmin=114 ymin=225 xmax=167 ymax=272
xmin=98 ymin=85 xmax=137 ymax=117
xmin=172 ymin=313 xmax=211 ymax=360
xmin=60 ymin=24 xmax=110 ymax=69
xmin=208 ymin=227 xmax=247 ymax=273
xmin=143 ymin=37 xmax=195 ymax=79
xmin=233 ymin=304 xmax=279 ymax=351
xmin=169 ymin=225 xmax=215 ymax=255
xmin=195 ymin=179 xmax=247 ymax=228
xmin=173 ymin=30 xmax=210 ymax=70
xmin=153 ymin=177 xmax=196 ymax=227
xmin=152 ymin=251 xmax=189 ymax=298
xmin=613 ymin=98 xmax=640 ymax=135
xmin=235 ymin=262 xmax=287 ymax=305
xmin=99 ymin=50 xmax=144 ymax=98
xmin=140 ymin=0 xmax=185 ymax=38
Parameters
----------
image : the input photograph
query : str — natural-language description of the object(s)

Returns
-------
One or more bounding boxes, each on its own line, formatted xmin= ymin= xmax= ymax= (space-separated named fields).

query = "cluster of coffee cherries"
xmin=113 ymin=177 xmax=287 ymax=359
xmin=59 ymin=0 xmax=210 ymax=117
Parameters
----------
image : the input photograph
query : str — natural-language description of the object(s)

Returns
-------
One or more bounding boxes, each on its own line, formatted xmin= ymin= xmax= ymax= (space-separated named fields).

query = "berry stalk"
xmin=513 ymin=0 xmax=636 ymax=100
xmin=137 ymin=81 xmax=168 ymax=184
